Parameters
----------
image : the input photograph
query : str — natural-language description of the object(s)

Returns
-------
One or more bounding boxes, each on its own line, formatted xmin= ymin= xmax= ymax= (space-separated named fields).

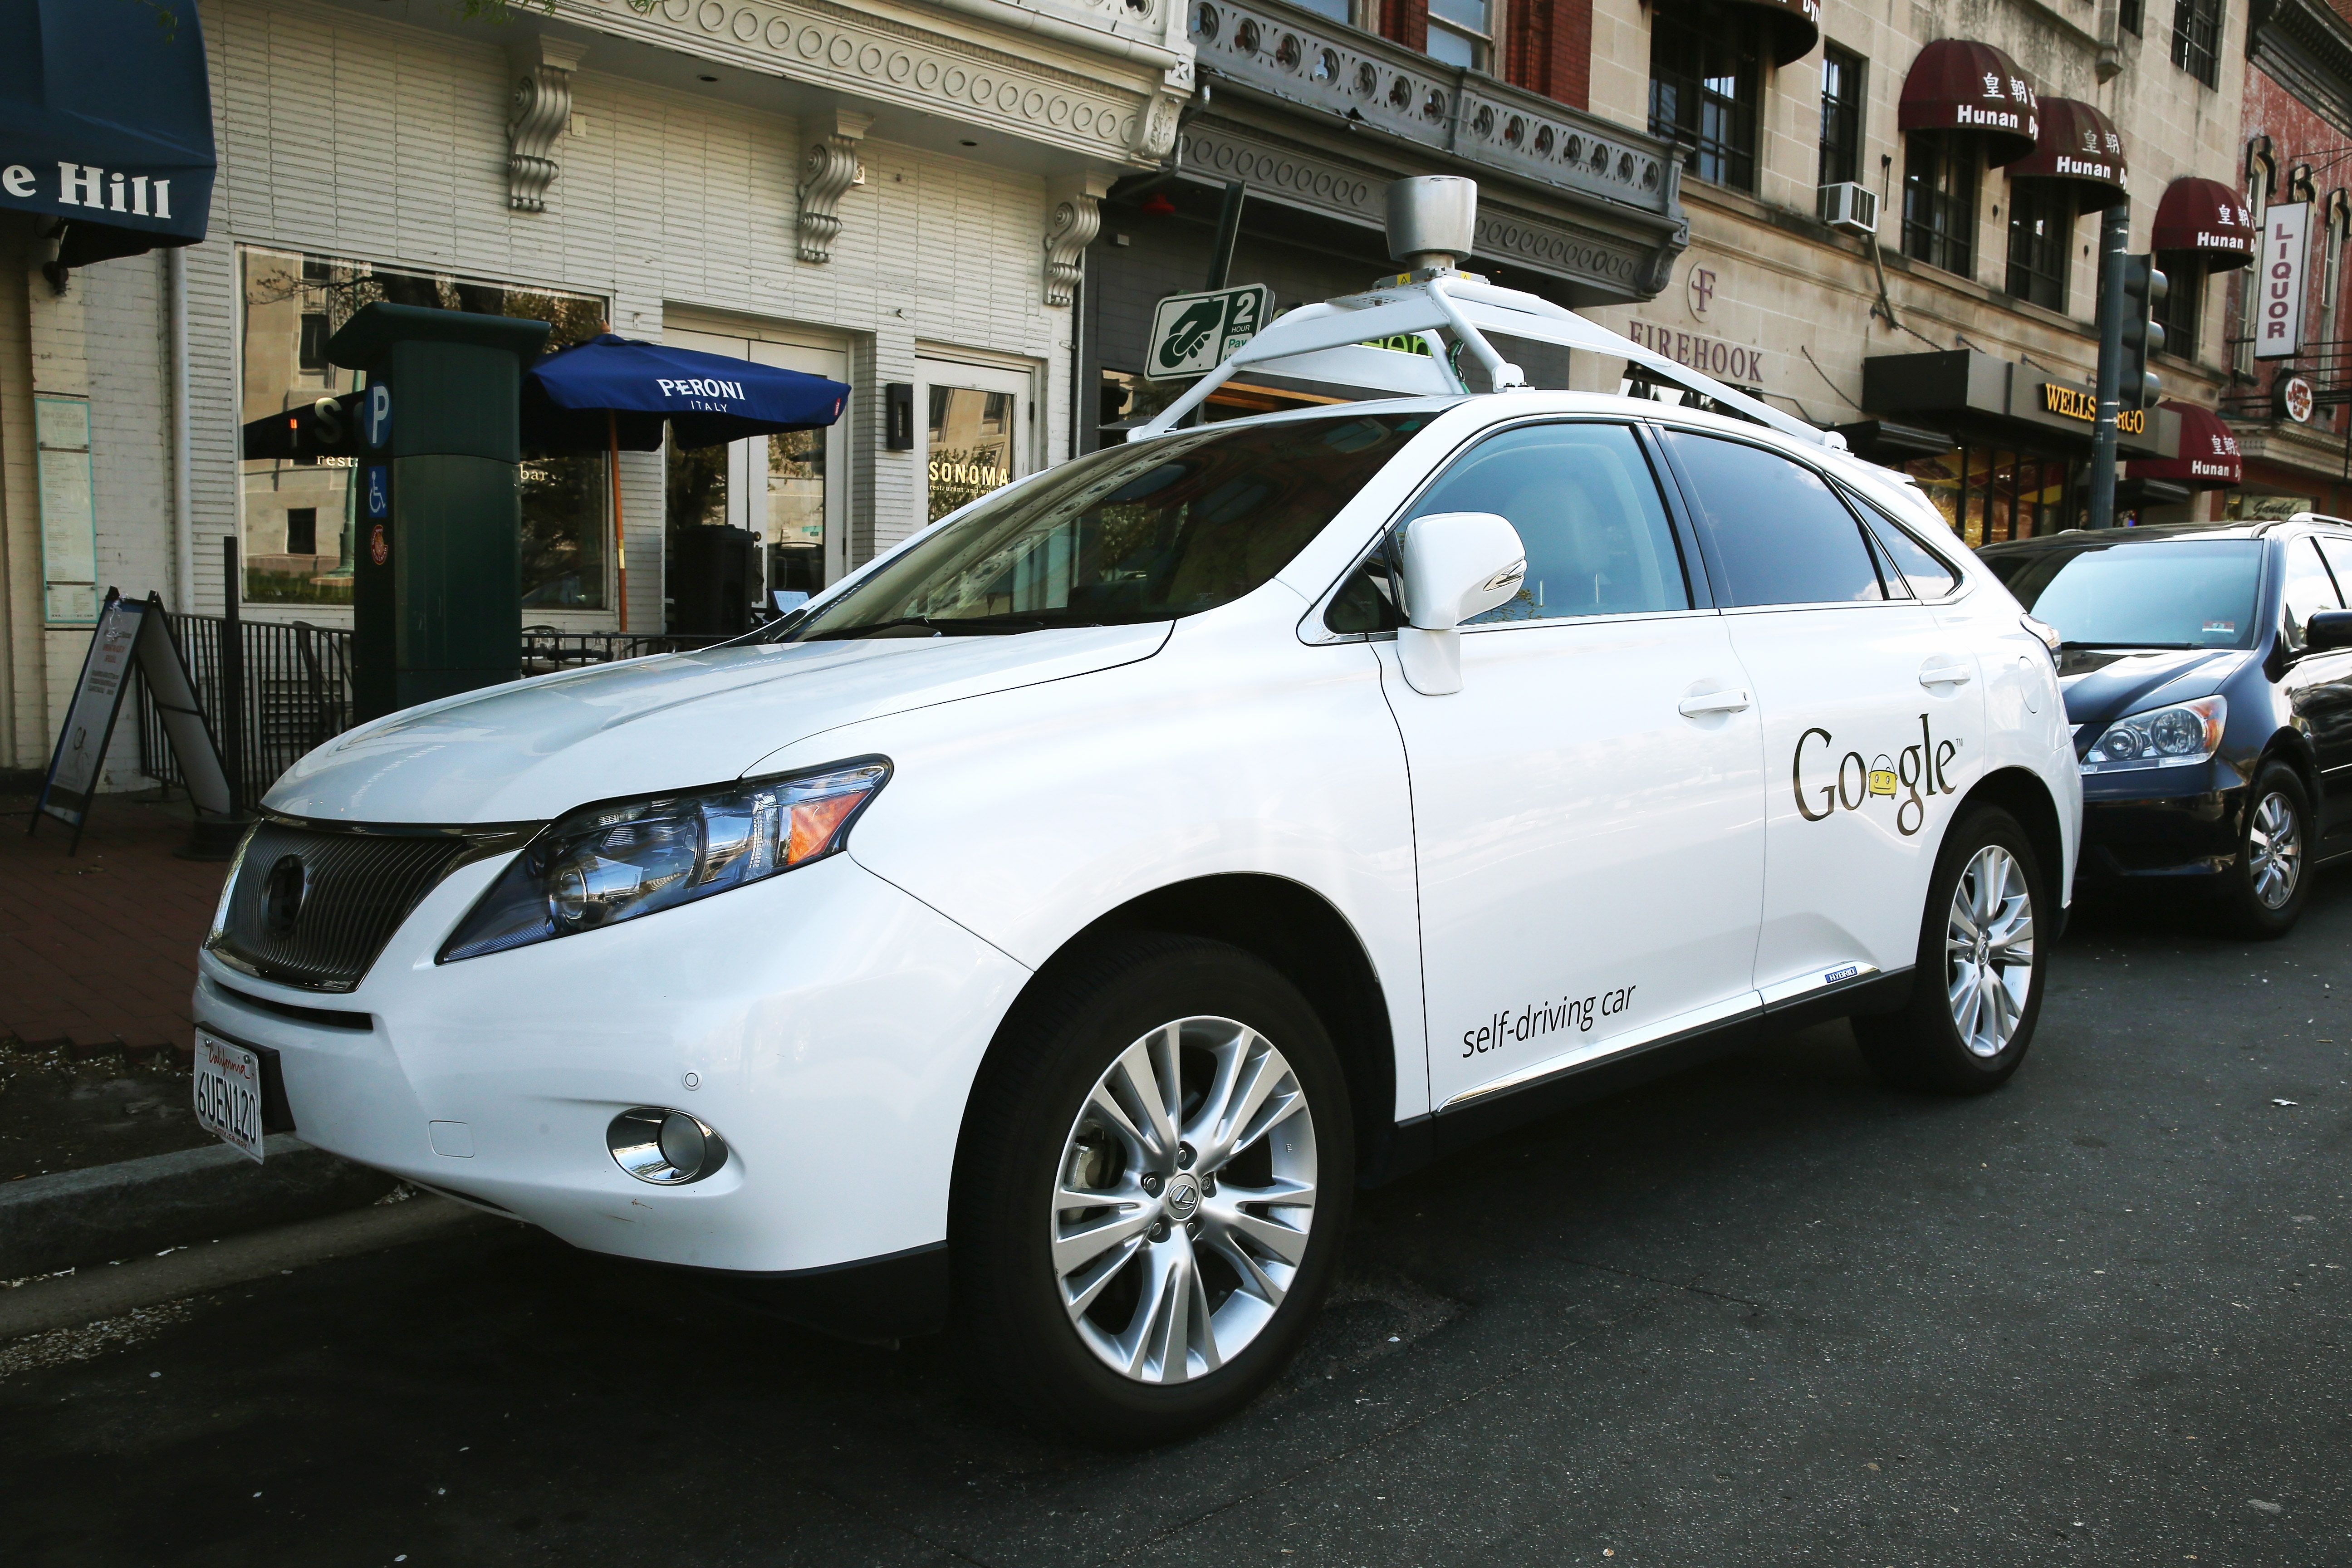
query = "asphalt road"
xmin=5 ymin=877 xmax=2349 ymax=1568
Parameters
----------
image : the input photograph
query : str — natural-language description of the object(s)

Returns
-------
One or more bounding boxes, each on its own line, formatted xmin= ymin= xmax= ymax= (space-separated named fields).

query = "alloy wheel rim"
xmin=1049 ymin=1016 xmax=1318 ymax=1384
xmin=2249 ymin=790 xmax=2303 ymax=910
xmin=1945 ymin=845 xmax=2035 ymax=1059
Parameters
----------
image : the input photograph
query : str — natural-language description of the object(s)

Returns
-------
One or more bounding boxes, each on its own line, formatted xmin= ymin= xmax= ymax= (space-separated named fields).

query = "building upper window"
xmin=2159 ymin=253 xmax=2205 ymax=359
xmin=1426 ymin=0 xmax=1495 ymax=69
xmin=2006 ymin=184 xmax=2072 ymax=311
xmin=1818 ymin=45 xmax=1864 ymax=189
xmin=2121 ymin=0 xmax=2144 ymax=32
xmin=1649 ymin=2 xmax=1767 ymax=192
xmin=1903 ymin=132 xmax=1979 ymax=278
xmin=2172 ymin=0 xmax=2221 ymax=87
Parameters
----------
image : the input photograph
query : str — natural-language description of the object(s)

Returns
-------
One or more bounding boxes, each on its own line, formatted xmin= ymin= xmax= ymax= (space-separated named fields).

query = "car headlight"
xmin=438 ymin=759 xmax=889 ymax=962
xmin=2079 ymin=697 xmax=2225 ymax=774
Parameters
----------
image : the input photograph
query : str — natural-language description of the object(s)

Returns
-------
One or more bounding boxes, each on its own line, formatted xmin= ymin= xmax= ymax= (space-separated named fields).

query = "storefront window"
xmin=1906 ymin=445 xmax=2082 ymax=547
xmin=238 ymin=248 xmax=608 ymax=609
xmin=1649 ymin=3 xmax=1765 ymax=193
xmin=1903 ymin=133 xmax=1979 ymax=278
xmin=2006 ymin=185 xmax=2072 ymax=311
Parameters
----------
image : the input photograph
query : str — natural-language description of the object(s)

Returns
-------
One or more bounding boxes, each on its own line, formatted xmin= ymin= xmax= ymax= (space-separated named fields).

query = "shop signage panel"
xmin=1146 ymin=285 xmax=1271 ymax=381
xmin=2256 ymin=202 xmax=2311 ymax=361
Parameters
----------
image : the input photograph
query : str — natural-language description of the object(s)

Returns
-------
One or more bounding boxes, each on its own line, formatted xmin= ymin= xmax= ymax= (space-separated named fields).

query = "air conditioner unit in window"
xmin=1819 ymin=181 xmax=1879 ymax=236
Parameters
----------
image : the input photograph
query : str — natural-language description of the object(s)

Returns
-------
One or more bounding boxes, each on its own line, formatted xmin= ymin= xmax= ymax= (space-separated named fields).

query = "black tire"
xmin=2216 ymin=763 xmax=2313 ymax=940
xmin=951 ymin=934 xmax=1354 ymax=1445
xmin=1855 ymin=806 xmax=2049 ymax=1095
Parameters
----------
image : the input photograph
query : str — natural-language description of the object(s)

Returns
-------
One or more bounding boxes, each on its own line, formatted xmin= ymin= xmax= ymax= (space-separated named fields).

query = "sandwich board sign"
xmin=30 ymin=589 xmax=233 ymax=853
xmin=1145 ymin=284 xmax=1271 ymax=380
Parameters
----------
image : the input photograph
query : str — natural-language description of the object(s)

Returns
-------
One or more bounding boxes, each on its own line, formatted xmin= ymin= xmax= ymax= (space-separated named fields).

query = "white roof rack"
xmin=1131 ymin=270 xmax=1838 ymax=452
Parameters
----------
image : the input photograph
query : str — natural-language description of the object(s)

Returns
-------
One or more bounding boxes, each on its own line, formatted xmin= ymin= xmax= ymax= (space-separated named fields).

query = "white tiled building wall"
xmin=106 ymin=0 xmax=1078 ymax=632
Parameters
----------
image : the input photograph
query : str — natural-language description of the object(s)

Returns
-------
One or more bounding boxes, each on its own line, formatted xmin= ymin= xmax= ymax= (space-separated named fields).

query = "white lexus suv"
xmin=194 ymin=231 xmax=2078 ymax=1443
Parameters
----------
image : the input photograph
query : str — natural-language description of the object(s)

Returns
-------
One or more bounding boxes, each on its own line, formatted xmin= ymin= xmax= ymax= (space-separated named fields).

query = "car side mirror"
xmin=1394 ymin=510 xmax=1527 ymax=696
xmin=2307 ymin=609 xmax=2352 ymax=654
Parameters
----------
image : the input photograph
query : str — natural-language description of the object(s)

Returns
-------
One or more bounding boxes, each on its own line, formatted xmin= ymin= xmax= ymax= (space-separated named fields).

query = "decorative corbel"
xmin=509 ymin=36 xmax=587 ymax=213
xmin=1043 ymin=172 xmax=1111 ymax=307
xmin=797 ymin=109 xmax=873 ymax=265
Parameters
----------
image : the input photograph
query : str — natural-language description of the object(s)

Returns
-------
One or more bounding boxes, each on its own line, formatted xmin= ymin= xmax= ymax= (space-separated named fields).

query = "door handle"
xmin=1677 ymin=688 xmax=1752 ymax=717
xmin=1918 ymin=662 xmax=1975 ymax=688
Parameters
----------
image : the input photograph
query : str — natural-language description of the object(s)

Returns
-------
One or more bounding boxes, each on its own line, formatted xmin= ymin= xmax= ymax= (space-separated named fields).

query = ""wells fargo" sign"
xmin=2039 ymin=382 xmax=2146 ymax=435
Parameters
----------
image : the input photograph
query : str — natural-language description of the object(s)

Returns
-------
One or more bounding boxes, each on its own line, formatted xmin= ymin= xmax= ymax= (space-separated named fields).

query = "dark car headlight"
xmin=2079 ymin=698 xmax=2225 ymax=774
xmin=439 ymin=759 xmax=889 ymax=962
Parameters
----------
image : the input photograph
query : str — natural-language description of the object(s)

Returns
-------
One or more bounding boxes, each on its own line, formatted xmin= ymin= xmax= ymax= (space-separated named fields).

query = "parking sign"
xmin=1145 ymin=284 xmax=1270 ymax=381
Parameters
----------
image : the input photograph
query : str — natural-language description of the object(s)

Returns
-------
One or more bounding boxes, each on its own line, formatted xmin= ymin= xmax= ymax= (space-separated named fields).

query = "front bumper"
xmin=193 ymin=850 xmax=1030 ymax=1280
xmin=2074 ymin=759 xmax=2249 ymax=883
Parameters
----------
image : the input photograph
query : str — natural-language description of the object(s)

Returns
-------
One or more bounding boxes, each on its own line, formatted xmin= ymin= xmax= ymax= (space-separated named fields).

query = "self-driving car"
xmin=1979 ymin=516 xmax=2352 ymax=937
xmin=191 ymin=184 xmax=2080 ymax=1441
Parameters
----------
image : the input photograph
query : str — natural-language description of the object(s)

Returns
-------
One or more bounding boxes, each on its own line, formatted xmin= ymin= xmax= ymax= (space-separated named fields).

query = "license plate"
xmin=193 ymin=1030 xmax=266 ymax=1164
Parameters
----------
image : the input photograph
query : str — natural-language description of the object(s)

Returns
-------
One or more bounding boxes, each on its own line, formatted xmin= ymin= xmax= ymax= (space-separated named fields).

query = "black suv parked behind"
xmin=1980 ymin=517 xmax=2352 ymax=937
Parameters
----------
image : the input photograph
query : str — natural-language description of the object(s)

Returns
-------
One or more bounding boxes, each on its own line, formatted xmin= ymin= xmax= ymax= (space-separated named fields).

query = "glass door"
xmin=917 ymin=356 xmax=1034 ymax=524
xmin=665 ymin=327 xmax=850 ymax=613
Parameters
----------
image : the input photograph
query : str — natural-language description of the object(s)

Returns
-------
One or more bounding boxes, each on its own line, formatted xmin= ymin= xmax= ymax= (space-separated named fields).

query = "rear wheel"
xmin=2217 ymin=763 xmax=2312 ymax=939
xmin=1855 ymin=806 xmax=2047 ymax=1094
xmin=951 ymin=936 xmax=1353 ymax=1444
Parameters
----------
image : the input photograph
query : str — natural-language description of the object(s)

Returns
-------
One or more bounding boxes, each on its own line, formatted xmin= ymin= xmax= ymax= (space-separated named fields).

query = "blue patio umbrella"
xmin=521 ymin=333 xmax=851 ymax=632
xmin=522 ymin=333 xmax=851 ymax=453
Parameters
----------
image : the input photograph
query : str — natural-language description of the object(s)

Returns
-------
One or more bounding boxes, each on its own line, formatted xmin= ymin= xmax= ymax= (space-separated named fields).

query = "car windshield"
xmin=783 ymin=413 xmax=1431 ymax=640
xmin=1993 ymin=539 xmax=2264 ymax=651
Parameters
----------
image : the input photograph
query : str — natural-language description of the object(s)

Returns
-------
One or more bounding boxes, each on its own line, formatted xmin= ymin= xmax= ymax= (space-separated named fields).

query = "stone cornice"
xmin=546 ymin=0 xmax=1183 ymax=165
xmin=2252 ymin=0 xmax=2352 ymax=132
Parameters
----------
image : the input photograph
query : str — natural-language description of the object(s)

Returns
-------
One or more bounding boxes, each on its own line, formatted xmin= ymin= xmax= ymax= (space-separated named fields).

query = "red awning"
xmin=2003 ymin=98 xmax=2127 ymax=213
xmin=2151 ymin=177 xmax=2255 ymax=270
xmin=2126 ymin=401 xmax=2242 ymax=487
xmin=1898 ymin=39 xmax=2040 ymax=167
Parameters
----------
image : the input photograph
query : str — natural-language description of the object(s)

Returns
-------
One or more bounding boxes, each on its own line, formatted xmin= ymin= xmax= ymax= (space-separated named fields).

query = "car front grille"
xmin=208 ymin=817 xmax=531 ymax=992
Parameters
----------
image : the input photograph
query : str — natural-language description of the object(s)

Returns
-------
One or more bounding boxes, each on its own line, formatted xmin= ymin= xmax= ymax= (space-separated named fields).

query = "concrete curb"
xmin=0 ymin=1196 xmax=505 ymax=1342
xmin=0 ymin=1135 xmax=397 ymax=1279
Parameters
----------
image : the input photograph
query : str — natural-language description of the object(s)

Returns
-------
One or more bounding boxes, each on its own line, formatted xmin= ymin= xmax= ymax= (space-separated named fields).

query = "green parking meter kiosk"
xmin=326 ymin=303 xmax=552 ymax=722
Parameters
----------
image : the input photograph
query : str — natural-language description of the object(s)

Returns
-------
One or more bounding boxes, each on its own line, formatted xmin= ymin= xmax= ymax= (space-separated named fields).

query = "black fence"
xmin=136 ymin=616 xmax=717 ymax=805
xmin=137 ymin=613 xmax=353 ymax=808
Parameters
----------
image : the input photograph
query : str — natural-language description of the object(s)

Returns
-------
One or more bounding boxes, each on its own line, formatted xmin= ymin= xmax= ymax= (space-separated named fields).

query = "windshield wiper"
xmin=802 ymin=613 xmax=1054 ymax=641
xmin=2057 ymin=640 xmax=2198 ymax=651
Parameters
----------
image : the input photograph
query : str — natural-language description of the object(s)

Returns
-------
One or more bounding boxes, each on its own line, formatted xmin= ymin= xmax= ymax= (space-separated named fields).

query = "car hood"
xmin=265 ymin=623 xmax=1173 ymax=825
xmin=2058 ymin=647 xmax=2248 ymax=732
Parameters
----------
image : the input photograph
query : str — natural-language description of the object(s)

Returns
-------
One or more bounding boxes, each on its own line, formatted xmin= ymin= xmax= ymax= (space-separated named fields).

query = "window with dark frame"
xmin=1818 ymin=45 xmax=1865 ymax=189
xmin=2157 ymin=253 xmax=2204 ymax=358
xmin=283 ymin=507 xmax=318 ymax=556
xmin=2172 ymin=0 xmax=2220 ymax=87
xmin=1649 ymin=2 xmax=1767 ymax=192
xmin=1903 ymin=132 xmax=1979 ymax=277
xmin=2006 ymin=184 xmax=2072 ymax=310
xmin=297 ymin=312 xmax=329 ymax=371
xmin=2120 ymin=0 xmax=2143 ymax=32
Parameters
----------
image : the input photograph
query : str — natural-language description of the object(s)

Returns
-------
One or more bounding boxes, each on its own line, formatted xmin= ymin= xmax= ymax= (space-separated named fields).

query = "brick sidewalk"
xmin=0 ymin=793 xmax=227 ymax=1055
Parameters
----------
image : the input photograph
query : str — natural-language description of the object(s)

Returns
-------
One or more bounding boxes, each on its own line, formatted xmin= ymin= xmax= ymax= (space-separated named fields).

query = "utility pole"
xmin=2088 ymin=203 xmax=2131 ymax=529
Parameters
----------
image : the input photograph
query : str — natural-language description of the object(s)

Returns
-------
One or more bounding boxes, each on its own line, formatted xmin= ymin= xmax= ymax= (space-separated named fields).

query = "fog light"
xmin=607 ymin=1107 xmax=729 ymax=1185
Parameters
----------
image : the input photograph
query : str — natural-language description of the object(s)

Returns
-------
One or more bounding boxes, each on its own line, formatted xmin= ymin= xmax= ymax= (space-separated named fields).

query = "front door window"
xmin=919 ymin=358 xmax=1033 ymax=525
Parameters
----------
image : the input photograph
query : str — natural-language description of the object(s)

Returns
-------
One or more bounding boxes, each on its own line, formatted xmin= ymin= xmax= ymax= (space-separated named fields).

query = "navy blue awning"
xmin=0 ymin=0 xmax=216 ymax=268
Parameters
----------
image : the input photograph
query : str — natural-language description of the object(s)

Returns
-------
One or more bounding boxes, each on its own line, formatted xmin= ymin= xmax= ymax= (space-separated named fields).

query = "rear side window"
xmin=2318 ymin=538 xmax=2352 ymax=606
xmin=1857 ymin=504 xmax=1964 ymax=598
xmin=2283 ymin=537 xmax=2342 ymax=653
xmin=1404 ymin=422 xmax=1690 ymax=623
xmin=1661 ymin=431 xmax=1886 ymax=607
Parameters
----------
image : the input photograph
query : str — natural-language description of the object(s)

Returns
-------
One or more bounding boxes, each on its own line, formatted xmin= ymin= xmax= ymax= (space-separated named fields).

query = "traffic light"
xmin=2119 ymin=255 xmax=2169 ymax=411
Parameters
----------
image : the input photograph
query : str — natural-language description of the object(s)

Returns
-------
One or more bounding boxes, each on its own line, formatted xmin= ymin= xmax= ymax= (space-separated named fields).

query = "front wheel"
xmin=2217 ymin=763 xmax=2312 ymax=939
xmin=951 ymin=936 xmax=1353 ymax=1444
xmin=1855 ymin=806 xmax=2048 ymax=1094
